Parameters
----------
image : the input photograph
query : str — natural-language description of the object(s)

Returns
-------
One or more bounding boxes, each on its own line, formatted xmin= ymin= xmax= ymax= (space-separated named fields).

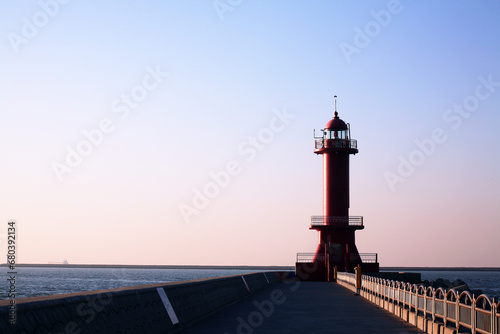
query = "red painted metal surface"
xmin=324 ymin=113 xmax=348 ymax=130
xmin=311 ymin=112 xmax=363 ymax=274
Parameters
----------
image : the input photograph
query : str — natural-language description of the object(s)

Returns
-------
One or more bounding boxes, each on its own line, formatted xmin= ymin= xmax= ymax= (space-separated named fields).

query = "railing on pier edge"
xmin=337 ymin=272 xmax=499 ymax=334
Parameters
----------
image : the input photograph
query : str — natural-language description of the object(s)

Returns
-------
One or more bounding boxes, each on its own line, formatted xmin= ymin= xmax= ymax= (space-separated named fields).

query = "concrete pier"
xmin=183 ymin=281 xmax=424 ymax=333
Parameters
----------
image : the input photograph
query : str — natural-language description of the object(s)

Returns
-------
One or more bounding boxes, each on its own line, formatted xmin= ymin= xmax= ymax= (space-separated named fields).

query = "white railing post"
xmin=471 ymin=296 xmax=476 ymax=334
xmin=494 ymin=298 xmax=497 ymax=334
xmin=382 ymin=280 xmax=385 ymax=309
xmin=378 ymin=279 xmax=380 ymax=302
xmin=495 ymin=298 xmax=498 ymax=334
xmin=381 ymin=279 xmax=385 ymax=307
xmin=380 ymin=280 xmax=383 ymax=307
xmin=432 ymin=289 xmax=436 ymax=323
xmin=369 ymin=277 xmax=373 ymax=302
xmin=443 ymin=293 xmax=447 ymax=328
xmin=371 ymin=277 xmax=375 ymax=302
xmin=414 ymin=286 xmax=418 ymax=326
xmin=491 ymin=299 xmax=496 ymax=334
xmin=423 ymin=289 xmax=427 ymax=327
xmin=395 ymin=283 xmax=399 ymax=316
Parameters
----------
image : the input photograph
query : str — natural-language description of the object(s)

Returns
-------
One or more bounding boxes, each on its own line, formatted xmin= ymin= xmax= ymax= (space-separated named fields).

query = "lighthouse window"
xmin=325 ymin=130 xmax=348 ymax=139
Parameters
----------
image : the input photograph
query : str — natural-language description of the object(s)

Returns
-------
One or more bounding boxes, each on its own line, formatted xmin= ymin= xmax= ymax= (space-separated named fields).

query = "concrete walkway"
xmin=182 ymin=281 xmax=424 ymax=334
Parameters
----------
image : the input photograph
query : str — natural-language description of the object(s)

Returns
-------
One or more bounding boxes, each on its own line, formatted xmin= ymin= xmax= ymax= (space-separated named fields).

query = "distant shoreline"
xmin=2 ymin=263 xmax=295 ymax=270
xmin=2 ymin=264 xmax=500 ymax=271
xmin=381 ymin=267 xmax=500 ymax=271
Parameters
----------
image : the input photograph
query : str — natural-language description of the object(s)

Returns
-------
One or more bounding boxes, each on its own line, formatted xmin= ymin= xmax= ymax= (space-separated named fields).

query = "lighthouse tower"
xmin=296 ymin=97 xmax=379 ymax=281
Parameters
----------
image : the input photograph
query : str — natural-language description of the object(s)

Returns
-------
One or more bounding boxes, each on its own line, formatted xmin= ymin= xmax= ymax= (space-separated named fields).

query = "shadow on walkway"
xmin=181 ymin=281 xmax=424 ymax=334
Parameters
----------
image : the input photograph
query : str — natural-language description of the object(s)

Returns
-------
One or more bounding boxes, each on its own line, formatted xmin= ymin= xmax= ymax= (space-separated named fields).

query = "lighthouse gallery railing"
xmin=296 ymin=252 xmax=377 ymax=264
xmin=315 ymin=138 xmax=357 ymax=149
xmin=310 ymin=216 xmax=363 ymax=227
xmin=337 ymin=272 xmax=499 ymax=334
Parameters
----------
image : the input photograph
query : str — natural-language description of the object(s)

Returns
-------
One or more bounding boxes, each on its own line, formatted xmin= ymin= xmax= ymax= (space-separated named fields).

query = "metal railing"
xmin=315 ymin=139 xmax=357 ymax=150
xmin=310 ymin=216 xmax=363 ymax=227
xmin=296 ymin=252 xmax=377 ymax=264
xmin=337 ymin=272 xmax=499 ymax=334
xmin=359 ymin=253 xmax=378 ymax=263
xmin=296 ymin=253 xmax=325 ymax=263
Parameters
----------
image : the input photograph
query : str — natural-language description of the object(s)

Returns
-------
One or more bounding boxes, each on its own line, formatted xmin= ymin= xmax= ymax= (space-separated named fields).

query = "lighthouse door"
xmin=330 ymin=243 xmax=343 ymax=263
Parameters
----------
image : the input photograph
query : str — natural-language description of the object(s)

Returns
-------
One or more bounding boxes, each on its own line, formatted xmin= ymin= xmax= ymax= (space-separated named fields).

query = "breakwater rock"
xmin=421 ymin=278 xmax=484 ymax=297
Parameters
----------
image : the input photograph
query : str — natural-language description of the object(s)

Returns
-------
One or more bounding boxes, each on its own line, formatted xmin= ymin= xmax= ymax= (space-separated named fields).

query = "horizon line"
xmin=4 ymin=263 xmax=500 ymax=271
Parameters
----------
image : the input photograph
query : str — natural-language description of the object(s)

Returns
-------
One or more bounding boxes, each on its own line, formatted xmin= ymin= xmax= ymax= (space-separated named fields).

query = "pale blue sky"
xmin=1 ymin=1 xmax=499 ymax=266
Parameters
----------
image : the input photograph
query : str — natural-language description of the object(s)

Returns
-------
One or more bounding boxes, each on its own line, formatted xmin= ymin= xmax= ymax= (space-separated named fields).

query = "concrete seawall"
xmin=0 ymin=271 xmax=293 ymax=333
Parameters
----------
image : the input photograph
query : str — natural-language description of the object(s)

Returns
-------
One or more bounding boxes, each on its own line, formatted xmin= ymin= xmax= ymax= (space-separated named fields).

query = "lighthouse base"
xmin=295 ymin=261 xmax=326 ymax=281
xmin=295 ymin=261 xmax=379 ymax=282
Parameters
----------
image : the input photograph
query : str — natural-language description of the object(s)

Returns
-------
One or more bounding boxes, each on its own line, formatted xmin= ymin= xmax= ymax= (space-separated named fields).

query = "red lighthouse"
xmin=296 ymin=97 xmax=379 ymax=281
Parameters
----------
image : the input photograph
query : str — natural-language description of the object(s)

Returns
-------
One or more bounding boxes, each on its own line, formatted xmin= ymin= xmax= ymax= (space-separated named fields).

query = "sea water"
xmin=0 ymin=267 xmax=267 ymax=300
xmin=1 ymin=267 xmax=499 ymax=300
